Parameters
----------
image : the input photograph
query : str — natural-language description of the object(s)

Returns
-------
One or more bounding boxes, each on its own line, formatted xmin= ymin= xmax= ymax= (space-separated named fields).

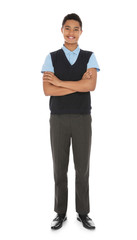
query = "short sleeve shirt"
xmin=41 ymin=45 xmax=100 ymax=73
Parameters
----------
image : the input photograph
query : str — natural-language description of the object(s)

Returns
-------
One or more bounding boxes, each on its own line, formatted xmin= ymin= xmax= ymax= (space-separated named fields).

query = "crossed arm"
xmin=42 ymin=68 xmax=97 ymax=96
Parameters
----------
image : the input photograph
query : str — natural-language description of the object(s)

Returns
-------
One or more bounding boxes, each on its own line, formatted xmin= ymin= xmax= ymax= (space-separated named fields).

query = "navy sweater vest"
xmin=49 ymin=48 xmax=93 ymax=114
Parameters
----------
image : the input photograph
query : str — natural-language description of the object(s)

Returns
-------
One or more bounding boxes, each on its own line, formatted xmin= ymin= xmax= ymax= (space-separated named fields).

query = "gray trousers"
xmin=49 ymin=114 xmax=92 ymax=215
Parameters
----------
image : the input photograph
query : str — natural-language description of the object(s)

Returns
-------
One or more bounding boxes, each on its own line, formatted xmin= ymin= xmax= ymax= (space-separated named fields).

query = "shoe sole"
xmin=51 ymin=217 xmax=67 ymax=230
xmin=77 ymin=217 xmax=96 ymax=230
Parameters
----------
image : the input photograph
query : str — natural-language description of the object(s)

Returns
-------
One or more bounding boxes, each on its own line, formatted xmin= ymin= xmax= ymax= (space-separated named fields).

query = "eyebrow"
xmin=65 ymin=25 xmax=79 ymax=29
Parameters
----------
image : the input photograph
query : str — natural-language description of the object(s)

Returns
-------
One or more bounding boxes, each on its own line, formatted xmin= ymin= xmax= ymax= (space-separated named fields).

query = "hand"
xmin=82 ymin=70 xmax=92 ymax=79
xmin=43 ymin=72 xmax=61 ymax=87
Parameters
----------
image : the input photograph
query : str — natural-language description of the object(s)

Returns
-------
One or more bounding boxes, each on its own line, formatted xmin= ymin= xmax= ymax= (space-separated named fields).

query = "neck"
xmin=64 ymin=42 xmax=78 ymax=51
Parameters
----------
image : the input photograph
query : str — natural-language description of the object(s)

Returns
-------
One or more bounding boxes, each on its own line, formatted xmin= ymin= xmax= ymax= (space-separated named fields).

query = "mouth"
xmin=67 ymin=36 xmax=75 ymax=40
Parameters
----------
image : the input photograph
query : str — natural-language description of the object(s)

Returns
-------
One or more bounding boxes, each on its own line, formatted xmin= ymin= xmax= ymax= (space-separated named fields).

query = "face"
xmin=61 ymin=20 xmax=82 ymax=44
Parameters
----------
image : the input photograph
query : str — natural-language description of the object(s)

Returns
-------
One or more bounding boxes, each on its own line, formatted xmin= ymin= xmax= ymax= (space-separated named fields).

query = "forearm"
xmin=43 ymin=69 xmax=97 ymax=92
xmin=43 ymin=82 xmax=77 ymax=96
xmin=58 ymin=78 xmax=93 ymax=92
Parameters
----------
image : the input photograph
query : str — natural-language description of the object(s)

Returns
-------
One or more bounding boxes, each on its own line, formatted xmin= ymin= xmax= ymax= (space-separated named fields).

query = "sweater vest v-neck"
xmin=49 ymin=48 xmax=93 ymax=114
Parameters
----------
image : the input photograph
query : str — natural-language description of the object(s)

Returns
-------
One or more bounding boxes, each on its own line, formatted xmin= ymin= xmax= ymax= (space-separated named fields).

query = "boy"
xmin=41 ymin=13 xmax=100 ymax=230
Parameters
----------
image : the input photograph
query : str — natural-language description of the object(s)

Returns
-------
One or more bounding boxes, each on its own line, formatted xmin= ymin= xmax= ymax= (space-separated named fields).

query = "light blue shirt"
xmin=41 ymin=45 xmax=100 ymax=73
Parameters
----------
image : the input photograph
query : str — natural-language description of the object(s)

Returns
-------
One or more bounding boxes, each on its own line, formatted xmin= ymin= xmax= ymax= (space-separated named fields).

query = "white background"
xmin=0 ymin=0 xmax=137 ymax=239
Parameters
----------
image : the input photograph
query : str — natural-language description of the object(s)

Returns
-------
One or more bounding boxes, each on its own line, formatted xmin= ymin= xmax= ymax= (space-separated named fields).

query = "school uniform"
xmin=41 ymin=45 xmax=100 ymax=215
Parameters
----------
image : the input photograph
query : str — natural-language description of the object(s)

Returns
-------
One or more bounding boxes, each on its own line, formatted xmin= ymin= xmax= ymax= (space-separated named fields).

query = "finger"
xmin=43 ymin=78 xmax=52 ymax=82
xmin=43 ymin=79 xmax=50 ymax=82
xmin=44 ymin=71 xmax=53 ymax=73
xmin=87 ymin=71 xmax=92 ymax=75
xmin=44 ymin=73 xmax=52 ymax=76
xmin=44 ymin=74 xmax=52 ymax=79
xmin=43 ymin=74 xmax=50 ymax=78
xmin=86 ymin=71 xmax=92 ymax=77
xmin=84 ymin=71 xmax=89 ymax=74
xmin=43 ymin=77 xmax=49 ymax=81
xmin=43 ymin=76 xmax=52 ymax=81
xmin=44 ymin=72 xmax=54 ymax=76
xmin=45 ymin=74 xmax=53 ymax=78
xmin=84 ymin=73 xmax=90 ymax=78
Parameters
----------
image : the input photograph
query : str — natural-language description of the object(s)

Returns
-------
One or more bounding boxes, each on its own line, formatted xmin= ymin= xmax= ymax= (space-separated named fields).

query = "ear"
xmin=61 ymin=27 xmax=63 ymax=34
xmin=80 ymin=29 xmax=83 ymax=36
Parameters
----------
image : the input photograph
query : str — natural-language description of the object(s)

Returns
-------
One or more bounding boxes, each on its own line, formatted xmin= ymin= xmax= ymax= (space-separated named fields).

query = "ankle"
xmin=79 ymin=213 xmax=87 ymax=219
xmin=58 ymin=213 xmax=66 ymax=218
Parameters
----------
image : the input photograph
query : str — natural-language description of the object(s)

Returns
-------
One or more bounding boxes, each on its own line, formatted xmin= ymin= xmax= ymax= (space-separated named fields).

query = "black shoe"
xmin=77 ymin=214 xmax=96 ymax=229
xmin=51 ymin=214 xmax=67 ymax=230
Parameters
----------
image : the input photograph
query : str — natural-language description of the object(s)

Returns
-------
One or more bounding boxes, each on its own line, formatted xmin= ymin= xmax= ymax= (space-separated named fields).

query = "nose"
xmin=69 ymin=29 xmax=74 ymax=35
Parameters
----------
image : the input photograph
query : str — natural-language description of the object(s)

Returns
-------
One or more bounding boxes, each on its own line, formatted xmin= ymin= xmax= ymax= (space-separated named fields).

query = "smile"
xmin=67 ymin=36 xmax=75 ymax=39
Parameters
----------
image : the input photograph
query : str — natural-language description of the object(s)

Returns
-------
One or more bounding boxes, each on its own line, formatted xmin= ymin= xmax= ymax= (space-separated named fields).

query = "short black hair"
xmin=62 ymin=13 xmax=82 ymax=30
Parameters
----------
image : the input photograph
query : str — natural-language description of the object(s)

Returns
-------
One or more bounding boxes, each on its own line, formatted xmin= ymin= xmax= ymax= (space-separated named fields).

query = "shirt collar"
xmin=62 ymin=44 xmax=80 ymax=55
